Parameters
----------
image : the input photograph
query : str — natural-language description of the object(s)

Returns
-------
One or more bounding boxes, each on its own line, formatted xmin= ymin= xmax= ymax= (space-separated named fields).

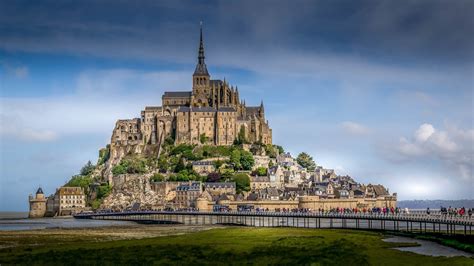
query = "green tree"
xmin=80 ymin=161 xmax=95 ymax=176
xmin=174 ymin=156 xmax=186 ymax=173
xmin=112 ymin=164 xmax=126 ymax=176
xmin=255 ymin=167 xmax=267 ymax=176
xmin=150 ymin=173 xmax=165 ymax=182
xmin=213 ymin=160 xmax=224 ymax=169
xmin=268 ymin=160 xmax=275 ymax=168
xmin=296 ymin=152 xmax=317 ymax=171
xmin=220 ymin=168 xmax=235 ymax=181
xmin=232 ymin=173 xmax=250 ymax=193
xmin=274 ymin=145 xmax=284 ymax=155
xmin=66 ymin=175 xmax=92 ymax=191
xmin=230 ymin=150 xmax=242 ymax=169
xmin=176 ymin=170 xmax=190 ymax=181
xmin=264 ymin=144 xmax=277 ymax=158
xmin=97 ymin=184 xmax=112 ymax=199
xmin=200 ymin=133 xmax=209 ymax=144
xmin=157 ymin=155 xmax=169 ymax=172
xmin=240 ymin=150 xmax=255 ymax=170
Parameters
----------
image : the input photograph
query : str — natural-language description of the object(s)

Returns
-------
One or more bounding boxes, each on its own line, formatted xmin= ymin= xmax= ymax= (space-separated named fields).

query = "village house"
xmin=250 ymin=175 xmax=272 ymax=190
xmin=203 ymin=182 xmax=236 ymax=196
xmin=192 ymin=161 xmax=216 ymax=175
xmin=175 ymin=181 xmax=202 ymax=208
xmin=56 ymin=187 xmax=86 ymax=215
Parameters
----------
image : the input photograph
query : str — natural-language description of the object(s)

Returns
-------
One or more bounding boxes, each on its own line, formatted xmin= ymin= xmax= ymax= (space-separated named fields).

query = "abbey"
xmin=110 ymin=25 xmax=272 ymax=157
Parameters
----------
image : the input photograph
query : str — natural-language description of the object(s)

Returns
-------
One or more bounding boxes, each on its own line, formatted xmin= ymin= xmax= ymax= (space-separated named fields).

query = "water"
xmin=0 ymin=212 xmax=135 ymax=231
xmin=383 ymin=236 xmax=473 ymax=258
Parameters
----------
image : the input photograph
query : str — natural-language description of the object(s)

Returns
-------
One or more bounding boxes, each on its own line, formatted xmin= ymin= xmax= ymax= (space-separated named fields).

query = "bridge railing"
xmin=74 ymin=210 xmax=473 ymax=224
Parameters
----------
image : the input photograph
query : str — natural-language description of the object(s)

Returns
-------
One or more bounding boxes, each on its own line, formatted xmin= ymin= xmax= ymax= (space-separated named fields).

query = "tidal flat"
xmin=0 ymin=226 xmax=472 ymax=265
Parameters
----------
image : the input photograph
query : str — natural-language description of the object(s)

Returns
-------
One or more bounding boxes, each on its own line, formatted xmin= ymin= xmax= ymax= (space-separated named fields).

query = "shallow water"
xmin=383 ymin=236 xmax=473 ymax=258
xmin=0 ymin=217 xmax=135 ymax=231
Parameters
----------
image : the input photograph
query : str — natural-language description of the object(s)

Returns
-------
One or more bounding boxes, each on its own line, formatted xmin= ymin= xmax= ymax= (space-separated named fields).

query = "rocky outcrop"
xmin=101 ymin=174 xmax=165 ymax=210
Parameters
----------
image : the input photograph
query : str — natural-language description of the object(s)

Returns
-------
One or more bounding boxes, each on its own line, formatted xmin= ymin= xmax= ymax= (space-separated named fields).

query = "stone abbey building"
xmin=110 ymin=25 xmax=272 ymax=159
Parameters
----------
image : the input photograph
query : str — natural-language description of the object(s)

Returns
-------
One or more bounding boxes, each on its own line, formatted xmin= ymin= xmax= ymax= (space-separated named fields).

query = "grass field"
xmin=0 ymin=226 xmax=472 ymax=265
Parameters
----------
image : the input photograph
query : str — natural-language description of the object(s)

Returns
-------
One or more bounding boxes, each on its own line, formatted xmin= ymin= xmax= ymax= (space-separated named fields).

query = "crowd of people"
xmin=437 ymin=206 xmax=472 ymax=217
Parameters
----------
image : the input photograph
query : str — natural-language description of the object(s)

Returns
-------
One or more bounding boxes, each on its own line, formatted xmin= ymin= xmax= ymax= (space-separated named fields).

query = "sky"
xmin=0 ymin=0 xmax=473 ymax=211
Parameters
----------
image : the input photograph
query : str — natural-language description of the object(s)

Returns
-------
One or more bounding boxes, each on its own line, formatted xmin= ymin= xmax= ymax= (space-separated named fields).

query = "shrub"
xmin=112 ymin=164 xmax=126 ymax=176
xmin=150 ymin=173 xmax=165 ymax=182
xmin=66 ymin=175 xmax=92 ymax=191
xmin=264 ymin=144 xmax=277 ymax=158
xmin=176 ymin=170 xmax=190 ymax=181
xmin=254 ymin=167 xmax=267 ymax=176
xmin=220 ymin=168 xmax=235 ymax=181
xmin=200 ymin=133 xmax=209 ymax=144
xmin=112 ymin=156 xmax=147 ymax=176
xmin=97 ymin=145 xmax=110 ymax=165
xmin=174 ymin=156 xmax=187 ymax=173
xmin=97 ymin=184 xmax=111 ymax=199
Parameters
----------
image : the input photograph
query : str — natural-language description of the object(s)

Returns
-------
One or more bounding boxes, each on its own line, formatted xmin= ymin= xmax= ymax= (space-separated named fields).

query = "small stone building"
xmin=29 ymin=187 xmax=47 ymax=218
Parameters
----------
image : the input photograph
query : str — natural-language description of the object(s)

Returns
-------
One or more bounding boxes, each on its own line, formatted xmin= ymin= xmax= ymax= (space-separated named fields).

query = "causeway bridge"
xmin=74 ymin=211 xmax=473 ymax=237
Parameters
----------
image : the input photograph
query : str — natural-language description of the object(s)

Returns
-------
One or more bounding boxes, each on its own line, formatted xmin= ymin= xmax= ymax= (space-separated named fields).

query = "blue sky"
xmin=1 ymin=0 xmax=473 ymax=211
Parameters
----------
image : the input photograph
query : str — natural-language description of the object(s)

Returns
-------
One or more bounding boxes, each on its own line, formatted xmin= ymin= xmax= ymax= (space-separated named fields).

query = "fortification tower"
xmin=28 ymin=187 xmax=47 ymax=218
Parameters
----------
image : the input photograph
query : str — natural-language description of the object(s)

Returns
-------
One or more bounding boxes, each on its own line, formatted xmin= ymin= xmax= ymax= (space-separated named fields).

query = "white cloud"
xmin=414 ymin=123 xmax=435 ymax=142
xmin=389 ymin=123 xmax=473 ymax=180
xmin=340 ymin=121 xmax=370 ymax=135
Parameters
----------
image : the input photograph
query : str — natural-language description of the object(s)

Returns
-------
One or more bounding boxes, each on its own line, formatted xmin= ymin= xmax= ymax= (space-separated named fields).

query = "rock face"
xmin=101 ymin=174 xmax=165 ymax=210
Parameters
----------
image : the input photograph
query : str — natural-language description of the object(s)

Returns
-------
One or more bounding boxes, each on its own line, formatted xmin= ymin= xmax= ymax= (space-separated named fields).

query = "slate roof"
xmin=144 ymin=106 xmax=162 ymax=111
xmin=218 ymin=107 xmax=236 ymax=112
xmin=176 ymin=182 xmax=201 ymax=191
xmin=373 ymin=185 xmax=389 ymax=196
xmin=246 ymin=107 xmax=260 ymax=117
xmin=203 ymin=182 xmax=236 ymax=189
xmin=210 ymin=80 xmax=223 ymax=86
xmin=178 ymin=106 xmax=217 ymax=113
xmin=163 ymin=91 xmax=192 ymax=98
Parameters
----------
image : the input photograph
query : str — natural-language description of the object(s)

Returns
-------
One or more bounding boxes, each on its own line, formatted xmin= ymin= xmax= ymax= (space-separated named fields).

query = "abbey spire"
xmin=193 ymin=22 xmax=209 ymax=77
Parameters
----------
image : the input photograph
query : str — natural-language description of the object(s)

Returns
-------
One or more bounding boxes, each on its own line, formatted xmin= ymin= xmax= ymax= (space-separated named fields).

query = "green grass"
xmin=0 ymin=228 xmax=472 ymax=265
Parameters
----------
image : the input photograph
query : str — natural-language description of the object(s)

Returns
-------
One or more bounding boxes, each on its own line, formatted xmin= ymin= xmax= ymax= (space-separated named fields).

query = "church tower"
xmin=192 ymin=22 xmax=210 ymax=107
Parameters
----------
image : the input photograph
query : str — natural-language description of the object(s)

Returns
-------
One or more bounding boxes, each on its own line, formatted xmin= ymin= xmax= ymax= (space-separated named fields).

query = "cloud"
xmin=414 ymin=123 xmax=435 ymax=142
xmin=340 ymin=121 xmax=370 ymax=135
xmin=0 ymin=68 xmax=190 ymax=141
xmin=385 ymin=123 xmax=473 ymax=180
xmin=0 ymin=114 xmax=58 ymax=142
xmin=1 ymin=62 xmax=29 ymax=78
